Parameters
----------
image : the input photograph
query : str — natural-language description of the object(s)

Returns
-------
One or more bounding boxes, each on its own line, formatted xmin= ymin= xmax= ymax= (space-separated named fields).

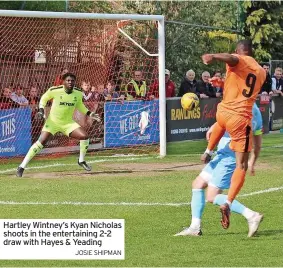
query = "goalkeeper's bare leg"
xmin=17 ymin=127 xmax=91 ymax=177
xmin=17 ymin=131 xmax=52 ymax=177
xmin=69 ymin=127 xmax=92 ymax=172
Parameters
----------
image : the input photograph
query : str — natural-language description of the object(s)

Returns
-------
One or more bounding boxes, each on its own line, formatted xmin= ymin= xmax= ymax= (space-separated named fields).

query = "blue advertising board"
xmin=0 ymin=108 xmax=31 ymax=157
xmin=104 ymin=100 xmax=160 ymax=148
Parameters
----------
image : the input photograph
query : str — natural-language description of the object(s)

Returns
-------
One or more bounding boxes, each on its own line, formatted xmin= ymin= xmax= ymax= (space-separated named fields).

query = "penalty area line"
xmin=0 ymin=186 xmax=282 ymax=207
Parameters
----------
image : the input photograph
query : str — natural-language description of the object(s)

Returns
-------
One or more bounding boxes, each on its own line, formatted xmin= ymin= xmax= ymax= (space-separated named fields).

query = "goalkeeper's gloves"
xmin=89 ymin=112 xmax=101 ymax=122
xmin=36 ymin=108 xmax=45 ymax=120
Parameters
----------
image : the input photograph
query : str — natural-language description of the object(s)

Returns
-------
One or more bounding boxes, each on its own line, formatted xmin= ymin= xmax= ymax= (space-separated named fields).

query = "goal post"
xmin=0 ymin=10 xmax=166 ymax=161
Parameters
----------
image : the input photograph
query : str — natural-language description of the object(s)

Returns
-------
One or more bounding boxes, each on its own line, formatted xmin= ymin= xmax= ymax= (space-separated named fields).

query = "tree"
xmin=117 ymin=1 xmax=239 ymax=86
xmin=242 ymin=0 xmax=283 ymax=62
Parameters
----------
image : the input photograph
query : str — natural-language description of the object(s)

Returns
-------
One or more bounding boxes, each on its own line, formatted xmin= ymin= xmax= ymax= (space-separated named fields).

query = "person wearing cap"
xmin=148 ymin=69 xmax=176 ymax=99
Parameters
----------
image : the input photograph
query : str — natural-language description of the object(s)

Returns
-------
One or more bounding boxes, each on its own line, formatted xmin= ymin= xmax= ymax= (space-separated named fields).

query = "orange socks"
xmin=207 ymin=122 xmax=225 ymax=151
xmin=227 ymin=168 xmax=246 ymax=203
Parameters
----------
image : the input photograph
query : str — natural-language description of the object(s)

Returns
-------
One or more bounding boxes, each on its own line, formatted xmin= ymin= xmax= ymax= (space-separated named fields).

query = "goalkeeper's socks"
xmin=20 ymin=141 xmax=43 ymax=168
xmin=190 ymin=189 xmax=205 ymax=229
xmin=79 ymin=139 xmax=89 ymax=163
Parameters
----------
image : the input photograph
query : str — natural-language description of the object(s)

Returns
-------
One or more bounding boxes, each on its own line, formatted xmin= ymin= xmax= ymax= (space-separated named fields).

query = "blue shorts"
xmin=199 ymin=154 xmax=236 ymax=190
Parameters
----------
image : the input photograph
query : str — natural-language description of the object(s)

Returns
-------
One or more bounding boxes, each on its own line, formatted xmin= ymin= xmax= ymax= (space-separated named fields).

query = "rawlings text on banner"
xmin=166 ymin=97 xmax=220 ymax=142
xmin=104 ymin=100 xmax=159 ymax=147
xmin=0 ymin=108 xmax=31 ymax=157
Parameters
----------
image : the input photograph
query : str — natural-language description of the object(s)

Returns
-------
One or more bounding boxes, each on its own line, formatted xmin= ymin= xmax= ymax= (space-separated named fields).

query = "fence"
xmin=0 ymin=95 xmax=281 ymax=158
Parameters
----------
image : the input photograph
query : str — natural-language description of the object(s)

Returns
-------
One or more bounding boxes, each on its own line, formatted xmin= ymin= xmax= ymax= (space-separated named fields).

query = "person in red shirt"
xmin=210 ymin=70 xmax=224 ymax=95
xmin=148 ymin=69 xmax=176 ymax=99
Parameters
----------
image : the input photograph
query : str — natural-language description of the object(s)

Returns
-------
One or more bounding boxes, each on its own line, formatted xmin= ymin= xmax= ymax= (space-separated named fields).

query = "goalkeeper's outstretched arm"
xmin=76 ymin=97 xmax=101 ymax=122
xmin=37 ymin=89 xmax=54 ymax=119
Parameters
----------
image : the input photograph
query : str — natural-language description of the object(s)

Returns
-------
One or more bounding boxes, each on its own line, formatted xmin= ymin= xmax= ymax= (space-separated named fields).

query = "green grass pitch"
xmin=0 ymin=133 xmax=282 ymax=267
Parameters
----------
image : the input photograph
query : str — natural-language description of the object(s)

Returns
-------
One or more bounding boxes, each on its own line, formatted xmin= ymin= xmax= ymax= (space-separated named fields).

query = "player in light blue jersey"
xmin=175 ymin=103 xmax=263 ymax=237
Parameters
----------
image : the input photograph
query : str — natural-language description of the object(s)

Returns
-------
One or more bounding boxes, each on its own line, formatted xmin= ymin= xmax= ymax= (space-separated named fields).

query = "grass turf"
xmin=0 ymin=133 xmax=282 ymax=266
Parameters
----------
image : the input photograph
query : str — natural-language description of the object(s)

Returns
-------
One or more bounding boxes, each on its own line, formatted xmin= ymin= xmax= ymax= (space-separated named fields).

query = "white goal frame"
xmin=0 ymin=10 xmax=166 ymax=157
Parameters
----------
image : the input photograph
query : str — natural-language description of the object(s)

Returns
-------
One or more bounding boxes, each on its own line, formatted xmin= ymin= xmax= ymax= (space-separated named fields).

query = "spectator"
xmin=196 ymin=71 xmax=220 ymax=98
xmin=104 ymin=81 xmax=121 ymax=101
xmin=148 ymin=69 xmax=176 ymax=99
xmin=87 ymin=84 xmax=105 ymax=104
xmin=0 ymin=87 xmax=20 ymax=109
xmin=27 ymin=86 xmax=41 ymax=143
xmin=91 ymin=85 xmax=97 ymax=95
xmin=10 ymin=85 xmax=29 ymax=106
xmin=54 ymin=67 xmax=69 ymax=86
xmin=210 ymin=70 xmax=224 ymax=94
xmin=272 ymin=67 xmax=283 ymax=96
xmin=178 ymin=69 xmax=197 ymax=97
xmin=8 ymin=83 xmax=14 ymax=92
xmin=96 ymin=84 xmax=105 ymax=100
xmin=260 ymin=63 xmax=272 ymax=95
xmin=81 ymin=81 xmax=92 ymax=101
xmin=27 ymin=86 xmax=40 ymax=110
xmin=125 ymin=71 xmax=147 ymax=101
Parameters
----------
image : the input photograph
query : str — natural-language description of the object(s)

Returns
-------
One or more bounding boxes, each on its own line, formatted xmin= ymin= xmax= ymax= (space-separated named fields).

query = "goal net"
xmin=0 ymin=12 xmax=165 ymax=163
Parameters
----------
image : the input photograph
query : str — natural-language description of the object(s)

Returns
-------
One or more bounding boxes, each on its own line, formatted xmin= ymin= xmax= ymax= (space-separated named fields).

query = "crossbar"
xmin=0 ymin=10 xmax=163 ymax=21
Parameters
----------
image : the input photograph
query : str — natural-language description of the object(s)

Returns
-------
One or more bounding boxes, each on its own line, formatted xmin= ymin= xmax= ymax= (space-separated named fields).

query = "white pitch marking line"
xmin=239 ymin=186 xmax=283 ymax=197
xmin=0 ymin=201 xmax=188 ymax=207
xmin=0 ymin=186 xmax=282 ymax=207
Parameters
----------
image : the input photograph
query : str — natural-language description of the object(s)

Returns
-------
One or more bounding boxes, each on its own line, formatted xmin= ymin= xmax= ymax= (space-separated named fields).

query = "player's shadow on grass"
xmin=257 ymin=229 xmax=283 ymax=236
xmin=208 ymin=231 xmax=243 ymax=236
xmin=84 ymin=169 xmax=176 ymax=174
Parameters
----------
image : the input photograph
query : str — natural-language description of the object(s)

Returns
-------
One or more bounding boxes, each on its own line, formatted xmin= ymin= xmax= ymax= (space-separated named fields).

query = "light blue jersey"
xmin=200 ymin=103 xmax=263 ymax=189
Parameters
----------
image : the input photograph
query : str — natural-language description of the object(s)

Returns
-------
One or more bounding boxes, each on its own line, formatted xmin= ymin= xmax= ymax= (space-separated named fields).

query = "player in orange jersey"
xmin=200 ymin=40 xmax=266 ymax=229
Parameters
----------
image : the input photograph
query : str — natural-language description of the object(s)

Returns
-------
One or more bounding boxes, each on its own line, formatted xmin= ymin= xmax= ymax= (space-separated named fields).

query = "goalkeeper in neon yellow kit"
xmin=17 ymin=73 xmax=101 ymax=177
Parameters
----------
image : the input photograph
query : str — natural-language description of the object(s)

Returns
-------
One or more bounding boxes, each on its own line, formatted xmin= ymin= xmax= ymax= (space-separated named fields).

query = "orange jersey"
xmin=218 ymin=54 xmax=266 ymax=118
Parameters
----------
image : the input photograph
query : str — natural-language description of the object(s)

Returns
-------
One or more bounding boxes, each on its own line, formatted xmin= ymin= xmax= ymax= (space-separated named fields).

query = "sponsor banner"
xmin=167 ymin=97 xmax=270 ymax=142
xmin=0 ymin=108 xmax=31 ymax=157
xmin=256 ymin=96 xmax=270 ymax=134
xmin=270 ymin=96 xmax=283 ymax=130
xmin=104 ymin=100 xmax=159 ymax=147
xmin=166 ymin=97 xmax=220 ymax=142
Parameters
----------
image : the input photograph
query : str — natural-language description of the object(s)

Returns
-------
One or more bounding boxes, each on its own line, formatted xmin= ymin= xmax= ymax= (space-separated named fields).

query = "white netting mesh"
xmin=0 ymin=16 xmax=160 ymax=162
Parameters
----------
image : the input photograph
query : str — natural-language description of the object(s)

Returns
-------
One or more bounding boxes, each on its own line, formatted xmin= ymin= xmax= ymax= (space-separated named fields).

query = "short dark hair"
xmin=213 ymin=70 xmax=222 ymax=76
xmin=62 ymin=73 xmax=76 ymax=80
xmin=16 ymin=84 xmax=23 ymax=90
xmin=236 ymin=39 xmax=253 ymax=55
xmin=81 ymin=80 xmax=90 ymax=84
xmin=261 ymin=63 xmax=270 ymax=67
xmin=107 ymin=80 xmax=115 ymax=86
